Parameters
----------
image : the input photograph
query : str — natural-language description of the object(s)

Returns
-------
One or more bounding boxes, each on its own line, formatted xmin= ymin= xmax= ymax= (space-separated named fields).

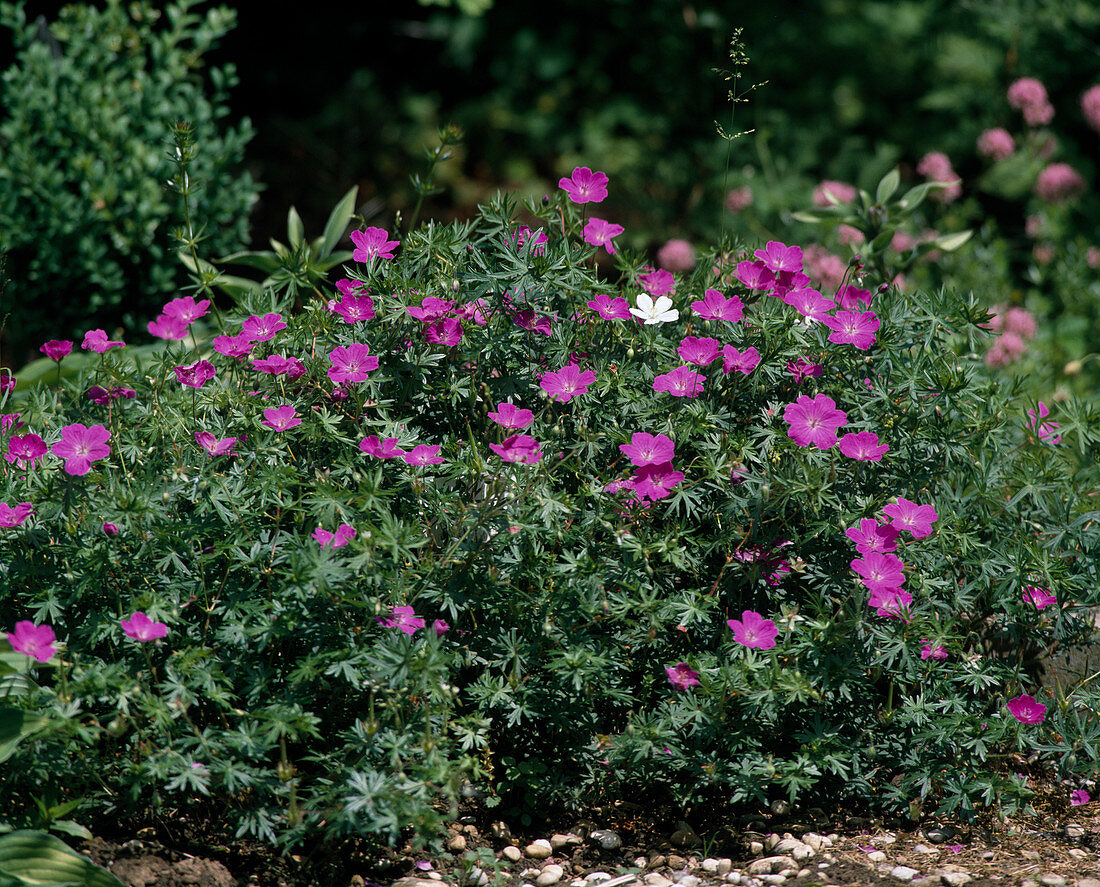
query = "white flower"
xmin=630 ymin=293 xmax=679 ymax=325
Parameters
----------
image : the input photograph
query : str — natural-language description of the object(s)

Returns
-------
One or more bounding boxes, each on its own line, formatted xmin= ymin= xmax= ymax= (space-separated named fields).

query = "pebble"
xmin=912 ymin=879 xmax=938 ymax=887
xmin=1065 ymin=824 xmax=1087 ymax=840
xmin=924 ymin=827 xmax=956 ymax=845
xmin=770 ymin=800 xmax=790 ymax=815
xmin=749 ymin=842 xmax=764 ymax=856
xmin=675 ymin=876 xmax=700 ymax=887
xmin=939 ymin=873 xmax=971 ymax=887
xmin=671 ymin=830 xmax=700 ymax=849
xmin=526 ymin=841 xmax=553 ymax=860
xmin=583 ymin=874 xmax=612 ymax=884
xmin=1069 ymin=849 xmax=1088 ymax=859
xmin=980 ymin=851 xmax=994 ymax=861
xmin=891 ymin=866 xmax=920 ymax=882
xmin=912 ymin=845 xmax=937 ymax=855
xmin=588 ymin=830 xmax=623 ymax=852
xmin=463 ymin=868 xmax=489 ymax=887
xmin=648 ymin=856 xmax=667 ymax=870
xmin=667 ymin=855 xmax=686 ymax=870
xmin=490 ymin=822 xmax=512 ymax=841
xmin=765 ymin=835 xmax=781 ymax=852
xmin=796 ymin=870 xmax=811 ymax=879
xmin=448 ymin=836 xmax=467 ymax=852
xmin=1077 ymin=879 xmax=1100 ymax=887
xmin=717 ymin=859 xmax=733 ymax=876
xmin=801 ymin=834 xmax=824 ymax=853
xmin=1039 ymin=877 xmax=1066 ymax=887
xmin=644 ymin=877 xmax=673 ymax=887
xmin=503 ymin=846 xmax=523 ymax=863
xmin=701 ymin=860 xmax=719 ymax=874
xmin=867 ymin=851 xmax=887 ymax=863
xmin=772 ymin=838 xmax=811 ymax=859
xmin=760 ymin=877 xmax=786 ymax=886
xmin=747 ymin=857 xmax=796 ymax=876
xmin=536 ymin=864 xmax=565 ymax=887
xmin=520 ymin=870 xmax=542 ymax=880
xmin=551 ymin=834 xmax=578 ymax=850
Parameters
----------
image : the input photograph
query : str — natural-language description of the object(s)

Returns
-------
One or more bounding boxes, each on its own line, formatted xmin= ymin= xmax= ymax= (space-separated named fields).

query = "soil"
xmin=76 ymin=778 xmax=1100 ymax=887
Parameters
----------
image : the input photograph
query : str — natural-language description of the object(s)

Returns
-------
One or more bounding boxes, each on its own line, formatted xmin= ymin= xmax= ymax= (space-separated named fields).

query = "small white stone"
xmin=427 ymin=875 xmax=443 ymax=882
xmin=634 ymin=858 xmax=647 ymax=869
xmin=749 ymin=842 xmax=764 ymax=856
xmin=551 ymin=834 xmax=574 ymax=850
xmin=867 ymin=851 xmax=888 ymax=863
xmin=644 ymin=876 xmax=672 ymax=887
xmin=1075 ymin=879 xmax=1100 ymax=887
xmin=912 ymin=845 xmax=937 ymax=855
xmin=891 ymin=866 xmax=920 ymax=882
xmin=747 ymin=857 xmax=796 ymax=876
xmin=448 ymin=835 xmax=468 ymax=852
xmin=526 ymin=841 xmax=553 ymax=860
xmin=676 ymin=876 xmax=700 ymax=887
xmin=940 ymin=873 xmax=972 ymax=887
xmin=1068 ymin=848 xmax=1088 ymax=859
xmin=701 ymin=860 xmax=719 ymax=874
xmin=801 ymin=834 xmax=824 ymax=853
xmin=503 ymin=847 xmax=523 ymax=863
xmin=521 ymin=869 xmax=542 ymax=879
xmin=796 ymin=870 xmax=811 ymax=879
xmin=764 ymin=834 xmax=781 ymax=852
xmin=584 ymin=873 xmax=612 ymax=884
xmin=536 ymin=864 xmax=565 ymax=887
xmin=825 ymin=834 xmax=838 ymax=845
xmin=761 ymin=876 xmax=786 ymax=886
xmin=569 ymin=880 xmax=585 ymax=887
xmin=1039 ymin=876 xmax=1066 ymax=887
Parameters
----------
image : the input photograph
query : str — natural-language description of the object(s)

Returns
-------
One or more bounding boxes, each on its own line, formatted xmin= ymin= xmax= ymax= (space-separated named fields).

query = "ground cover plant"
xmin=2 ymin=152 xmax=1100 ymax=881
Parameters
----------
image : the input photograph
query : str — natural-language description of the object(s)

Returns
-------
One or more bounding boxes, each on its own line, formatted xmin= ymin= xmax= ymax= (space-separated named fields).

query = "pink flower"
xmin=630 ymin=461 xmax=684 ymax=501
xmin=852 ymin=552 xmax=906 ymax=595
xmin=813 ymin=180 xmax=857 ymax=207
xmin=837 ymin=224 xmax=864 ymax=246
xmin=917 ymin=152 xmax=962 ymax=202
xmin=511 ymin=225 xmax=548 ymax=255
xmin=404 ymin=444 xmax=445 ymax=465
xmin=755 ymin=241 xmax=803 ymax=274
xmin=195 ymin=431 xmax=241 ymax=457
xmin=558 ymin=166 xmax=609 ymax=204
xmin=920 ymin=640 xmax=949 ymax=661
xmin=425 ymin=317 xmax=465 ymax=346
xmin=1082 ymin=84 xmax=1100 ymax=133
xmin=378 ymin=605 xmax=425 ymax=635
xmin=677 ymin=336 xmax=722 ymax=366
xmin=328 ymin=344 xmax=380 ymax=384
xmin=103 ymin=522 xmax=119 ymax=536
xmin=725 ymin=186 xmax=753 ymax=211
xmin=162 ymin=296 xmax=210 ymax=325
xmin=262 ymin=405 xmax=301 ymax=432
xmin=838 ymin=431 xmax=889 ymax=461
xmin=241 ymin=313 xmax=287 ymax=342
xmin=433 ymin=619 xmax=450 ymax=638
xmin=334 ymin=293 xmax=376 ymax=323
xmin=666 ymin=662 xmax=700 ymax=690
xmin=7 ymin=621 xmax=56 ymax=662
xmin=835 ymin=284 xmax=873 ymax=310
xmin=6 ymin=433 xmax=47 ymax=469
xmin=727 ymin=610 xmax=779 ymax=650
xmin=1006 ymin=693 xmax=1047 ymax=724
xmin=405 ymin=297 xmax=454 ymax=322
xmin=359 ymin=436 xmax=405 ymax=459
xmin=845 ymin=519 xmax=899 ymax=555
xmin=802 ymin=246 xmax=847 ymax=291
xmin=147 ymin=314 xmax=189 ymax=341
xmin=82 ymin=329 xmax=126 ymax=352
xmin=868 ymin=587 xmax=913 ymax=619
xmin=721 ymin=345 xmax=761 ymax=376
xmin=691 ymin=289 xmax=743 ymax=322
xmin=252 ymin=355 xmax=306 ymax=378
xmin=1071 ymin=789 xmax=1091 ymax=806
xmin=120 ymin=611 xmax=168 ymax=642
xmin=487 ymin=402 xmax=534 ymax=430
xmin=783 ymin=394 xmax=847 ymax=449
xmin=619 ymin=432 xmax=675 ymax=467
xmin=652 ymin=365 xmax=705 ymax=398
xmin=1035 ymin=163 xmax=1086 ymax=203
xmin=787 ymin=358 xmax=823 ymax=383
xmin=1 ymin=414 xmax=22 ymax=433
xmin=734 ymin=260 xmax=775 ymax=292
xmin=882 ymin=497 xmax=938 ymax=539
xmin=586 ymin=294 xmax=632 ymax=320
xmin=213 ymin=333 xmax=255 ymax=359
xmin=583 ymin=218 xmax=624 ymax=254
xmin=977 ymin=128 xmax=1015 ymax=161
xmin=637 ymin=269 xmax=676 ymax=297
xmin=0 ymin=502 xmax=34 ymax=528
xmin=0 ymin=372 xmax=14 ymax=394
xmin=39 ymin=340 xmax=73 ymax=362
xmin=511 ymin=309 xmax=552 ymax=337
xmin=541 ymin=364 xmax=597 ymax=403
xmin=52 ymin=423 xmax=111 ymax=475
xmin=313 ymin=523 xmax=357 ymax=549
xmin=782 ymin=287 xmax=836 ymax=322
xmin=657 ymin=239 xmax=696 ymax=272
xmin=489 ymin=434 xmax=543 ymax=464
xmin=1022 ymin=586 xmax=1057 ymax=610
xmin=174 ymin=360 xmax=216 ymax=388
xmin=1026 ymin=402 xmax=1062 ymax=445
xmin=1008 ymin=78 xmax=1054 ymax=126
xmin=351 ymin=227 xmax=400 ymax=261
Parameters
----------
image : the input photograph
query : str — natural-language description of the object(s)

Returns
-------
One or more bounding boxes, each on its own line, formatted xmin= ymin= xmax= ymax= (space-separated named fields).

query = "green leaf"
xmin=47 ymin=822 xmax=93 ymax=842
xmin=931 ymin=230 xmax=973 ymax=252
xmin=0 ymin=709 xmax=50 ymax=763
xmin=875 ymin=168 xmax=900 ymax=204
xmin=287 ymin=206 xmax=304 ymax=249
xmin=316 ymin=250 xmax=355 ymax=273
xmin=320 ymin=185 xmax=359 ymax=259
xmin=894 ymin=181 xmax=936 ymax=214
xmin=0 ymin=831 xmax=125 ymax=887
xmin=217 ymin=251 xmax=281 ymax=273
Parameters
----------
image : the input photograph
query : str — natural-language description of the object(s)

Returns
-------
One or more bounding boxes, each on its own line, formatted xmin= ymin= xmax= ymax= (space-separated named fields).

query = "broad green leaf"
xmin=316 ymin=250 xmax=355 ymax=273
xmin=931 ymin=230 xmax=973 ymax=252
xmin=217 ymin=251 xmax=281 ymax=273
xmin=0 ymin=831 xmax=125 ymax=887
xmin=870 ymin=228 xmax=895 ymax=252
xmin=321 ymin=185 xmax=359 ymax=258
xmin=875 ymin=168 xmax=900 ymax=204
xmin=0 ymin=709 xmax=50 ymax=763
xmin=894 ymin=181 xmax=936 ymax=213
xmin=47 ymin=822 xmax=93 ymax=842
xmin=286 ymin=206 xmax=304 ymax=248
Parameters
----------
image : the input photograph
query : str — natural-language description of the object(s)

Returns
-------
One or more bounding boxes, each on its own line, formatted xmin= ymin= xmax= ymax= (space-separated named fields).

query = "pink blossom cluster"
xmin=148 ymin=297 xmax=210 ymax=341
xmin=984 ymin=304 xmax=1037 ymax=368
xmin=976 ymin=128 xmax=1015 ymax=161
xmin=800 ymin=245 xmax=847 ymax=292
xmin=916 ymin=152 xmax=961 ymax=203
xmin=604 ymin=432 xmax=685 ymax=506
xmin=657 ymin=239 xmax=697 ymax=272
xmin=1082 ymin=84 xmax=1100 ymax=133
xmin=725 ymin=186 xmax=753 ymax=212
xmin=813 ymin=180 xmax=857 ymax=207
xmin=212 ymin=312 xmax=288 ymax=360
xmin=1034 ymin=163 xmax=1086 ymax=203
xmin=1007 ymin=78 xmax=1054 ymax=127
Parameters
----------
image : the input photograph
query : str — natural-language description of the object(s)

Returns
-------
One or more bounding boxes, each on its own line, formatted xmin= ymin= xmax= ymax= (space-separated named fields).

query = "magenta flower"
xmin=487 ymin=402 xmax=534 ymax=430
xmin=727 ymin=610 xmax=779 ymax=650
xmin=7 ymin=621 xmax=56 ymax=662
xmin=82 ymin=329 xmax=126 ymax=353
xmin=783 ymin=394 xmax=847 ymax=449
xmin=433 ymin=619 xmax=450 ymax=638
xmin=558 ymin=166 xmax=609 ymax=204
xmin=583 ymin=217 xmax=624 ymax=254
xmin=637 ymin=269 xmax=676 ymax=297
xmin=813 ymin=180 xmax=857 ymax=207
xmin=147 ymin=314 xmax=189 ymax=340
xmin=328 ymin=344 xmax=380 ymax=384
xmin=489 ymin=434 xmax=543 ymax=464
xmin=845 ymin=518 xmax=899 ymax=555
xmin=103 ymin=522 xmax=119 ymax=536
xmin=586 ymin=294 xmax=632 ymax=320
xmin=241 ymin=313 xmax=287 ymax=342
xmin=359 ymin=436 xmax=405 ymax=459
xmin=652 ymin=365 xmax=705 ymax=398
xmin=851 ymin=552 xmax=906 ymax=594
xmin=404 ymin=444 xmax=445 ymax=465
xmin=920 ymin=640 xmax=948 ymax=661
xmin=868 ymin=587 xmax=913 ymax=619
xmin=822 ymin=310 xmax=880 ymax=350
xmin=120 ymin=611 xmax=168 ymax=642
xmin=313 ymin=523 xmax=357 ymax=549
xmin=721 ymin=345 xmax=761 ymax=376
xmin=351 ymin=227 xmax=400 ymax=261
xmin=87 ymin=386 xmax=131 ymax=406
xmin=195 ymin=431 xmax=241 ymax=457
xmin=334 ymin=293 xmax=376 ymax=323
xmin=39 ymin=339 xmax=73 ymax=362
xmin=691 ymin=289 xmax=744 ymax=322
xmin=782 ymin=287 xmax=836 ymax=322
xmin=162 ymin=296 xmax=210 ymax=325
xmin=213 ymin=333 xmax=255 ymax=359
xmin=882 ymin=497 xmax=938 ymax=539
xmin=835 ymin=284 xmax=873 ymax=310
xmin=0 ymin=502 xmax=34 ymax=528
xmin=426 ymin=317 xmax=465 ymax=346
xmin=1006 ymin=694 xmax=1047 ymax=724
xmin=511 ymin=309 xmax=551 ymax=337
xmin=1071 ymin=789 xmax=1090 ymax=806
xmin=541 ymin=364 xmax=597 ymax=403
xmin=734 ymin=260 xmax=775 ymax=291
xmin=619 ymin=432 xmax=675 ymax=467
xmin=666 ymin=663 xmax=701 ymax=690
xmin=1 ymin=414 xmax=21 ymax=433
xmin=0 ymin=372 xmax=14 ymax=394
xmin=510 ymin=225 xmax=548 ymax=255
xmin=52 ymin=423 xmax=111 ymax=475
xmin=838 ymin=431 xmax=889 ymax=461
xmin=786 ymin=358 xmax=823 ymax=383
xmin=630 ymin=461 xmax=685 ymax=501
xmin=1022 ymin=586 xmax=1057 ymax=610
xmin=755 ymin=241 xmax=803 ymax=274
xmin=677 ymin=336 xmax=722 ymax=366
xmin=174 ymin=360 xmax=216 ymax=388
xmin=1026 ymin=402 xmax=1062 ymax=445
xmin=378 ymin=605 xmax=425 ymax=635
xmin=261 ymin=405 xmax=301 ymax=432
xmin=252 ymin=355 xmax=306 ymax=377
xmin=406 ymin=297 xmax=454 ymax=322
xmin=6 ymin=433 xmax=47 ymax=469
